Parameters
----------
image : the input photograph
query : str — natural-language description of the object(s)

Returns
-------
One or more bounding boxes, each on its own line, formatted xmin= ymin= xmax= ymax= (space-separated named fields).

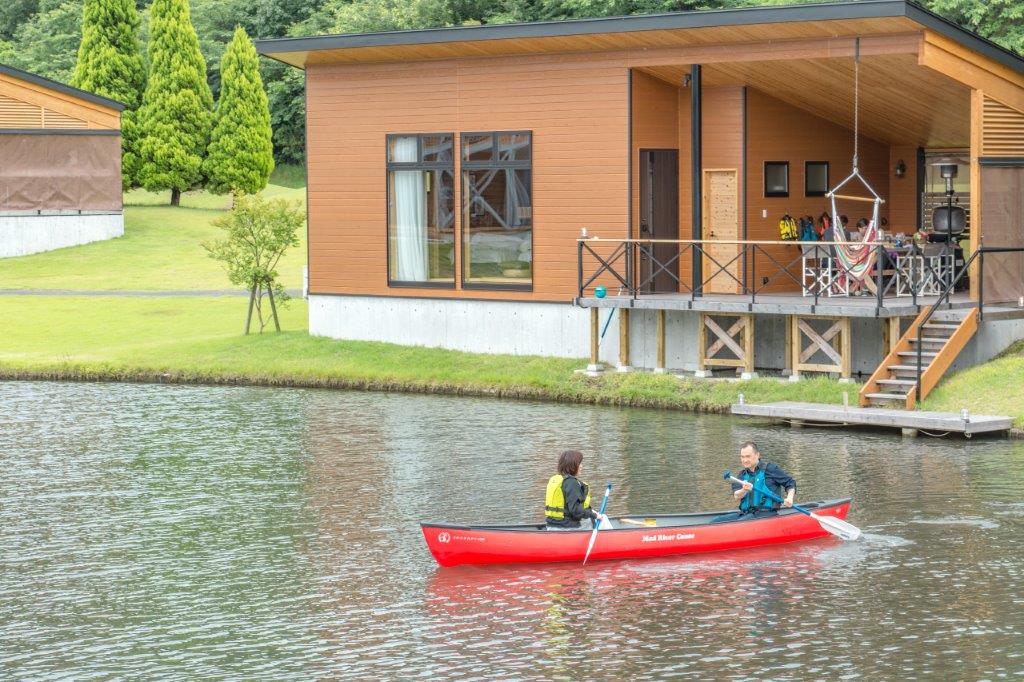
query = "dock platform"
xmin=731 ymin=401 xmax=1013 ymax=436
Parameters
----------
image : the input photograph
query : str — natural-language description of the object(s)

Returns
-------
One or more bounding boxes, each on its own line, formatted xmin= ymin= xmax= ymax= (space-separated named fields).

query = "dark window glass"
xmin=805 ymin=161 xmax=829 ymax=197
xmin=386 ymin=134 xmax=455 ymax=285
xmin=765 ymin=161 xmax=789 ymax=197
xmin=463 ymin=134 xmax=493 ymax=163
xmin=462 ymin=131 xmax=532 ymax=288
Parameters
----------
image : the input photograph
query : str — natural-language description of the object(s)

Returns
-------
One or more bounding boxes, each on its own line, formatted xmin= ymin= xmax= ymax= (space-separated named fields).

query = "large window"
xmin=386 ymin=134 xmax=455 ymax=286
xmin=461 ymin=131 xmax=533 ymax=289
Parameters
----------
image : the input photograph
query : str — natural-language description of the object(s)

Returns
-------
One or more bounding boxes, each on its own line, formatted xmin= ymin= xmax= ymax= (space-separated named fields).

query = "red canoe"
xmin=422 ymin=498 xmax=851 ymax=567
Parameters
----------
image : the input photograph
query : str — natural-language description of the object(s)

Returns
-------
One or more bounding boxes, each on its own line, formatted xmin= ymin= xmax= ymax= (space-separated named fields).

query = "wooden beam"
xmin=970 ymin=88 xmax=983 ymax=301
xmin=590 ymin=307 xmax=599 ymax=366
xmin=628 ymin=33 xmax=921 ymax=69
xmin=618 ymin=308 xmax=630 ymax=368
xmin=888 ymin=316 xmax=902 ymax=353
xmin=790 ymin=314 xmax=800 ymax=378
xmin=655 ymin=309 xmax=666 ymax=372
xmin=919 ymin=34 xmax=1024 ymax=115
xmin=698 ymin=312 xmax=707 ymax=371
xmin=784 ymin=314 xmax=794 ymax=375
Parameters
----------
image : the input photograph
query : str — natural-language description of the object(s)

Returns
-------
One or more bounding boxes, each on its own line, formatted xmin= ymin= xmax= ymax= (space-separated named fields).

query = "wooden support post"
xmin=970 ymin=88 xmax=983 ymax=301
xmin=589 ymin=307 xmax=599 ymax=369
xmin=655 ymin=310 xmax=666 ymax=374
xmin=741 ymin=313 xmax=756 ymax=378
xmin=784 ymin=314 xmax=794 ymax=376
xmin=618 ymin=308 xmax=631 ymax=371
xmin=840 ymin=316 xmax=852 ymax=380
xmin=888 ymin=316 xmax=902 ymax=353
xmin=697 ymin=312 xmax=708 ymax=375
xmin=789 ymin=314 xmax=800 ymax=381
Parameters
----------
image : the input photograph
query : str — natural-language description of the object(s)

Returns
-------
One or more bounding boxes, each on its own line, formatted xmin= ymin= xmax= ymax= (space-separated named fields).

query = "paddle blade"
xmin=812 ymin=512 xmax=861 ymax=541
xmin=598 ymin=517 xmax=613 ymax=530
xmin=582 ymin=531 xmax=599 ymax=565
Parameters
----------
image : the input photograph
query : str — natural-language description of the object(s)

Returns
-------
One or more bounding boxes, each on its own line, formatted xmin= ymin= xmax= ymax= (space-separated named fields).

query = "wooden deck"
xmin=732 ymin=400 xmax=1012 ymax=436
xmin=577 ymin=292 xmax=974 ymax=318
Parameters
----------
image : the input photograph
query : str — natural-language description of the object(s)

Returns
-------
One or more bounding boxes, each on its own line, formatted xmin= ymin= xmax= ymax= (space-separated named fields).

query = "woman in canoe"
xmin=544 ymin=450 xmax=607 ymax=530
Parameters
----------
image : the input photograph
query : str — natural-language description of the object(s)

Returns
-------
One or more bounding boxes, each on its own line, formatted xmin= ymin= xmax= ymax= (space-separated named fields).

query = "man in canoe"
xmin=545 ymin=450 xmax=608 ymax=530
xmin=716 ymin=442 xmax=796 ymax=522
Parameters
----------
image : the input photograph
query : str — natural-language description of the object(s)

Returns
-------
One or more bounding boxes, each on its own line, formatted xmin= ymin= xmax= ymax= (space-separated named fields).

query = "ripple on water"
xmin=2 ymin=381 xmax=1024 ymax=679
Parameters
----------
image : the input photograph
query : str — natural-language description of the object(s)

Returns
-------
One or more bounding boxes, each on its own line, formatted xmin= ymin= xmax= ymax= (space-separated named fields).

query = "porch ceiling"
xmin=639 ymin=53 xmax=971 ymax=148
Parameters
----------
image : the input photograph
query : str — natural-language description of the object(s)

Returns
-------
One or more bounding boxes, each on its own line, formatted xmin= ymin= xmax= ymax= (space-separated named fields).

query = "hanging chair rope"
xmin=826 ymin=37 xmax=885 ymax=286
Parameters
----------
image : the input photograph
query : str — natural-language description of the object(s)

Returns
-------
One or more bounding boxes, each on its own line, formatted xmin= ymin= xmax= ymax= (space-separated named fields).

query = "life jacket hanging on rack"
xmin=545 ymin=475 xmax=591 ymax=521
xmin=779 ymin=215 xmax=799 ymax=241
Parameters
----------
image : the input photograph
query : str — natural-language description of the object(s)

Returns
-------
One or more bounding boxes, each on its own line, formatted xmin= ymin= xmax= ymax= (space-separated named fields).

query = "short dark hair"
xmin=739 ymin=441 xmax=759 ymax=455
xmin=558 ymin=450 xmax=583 ymax=476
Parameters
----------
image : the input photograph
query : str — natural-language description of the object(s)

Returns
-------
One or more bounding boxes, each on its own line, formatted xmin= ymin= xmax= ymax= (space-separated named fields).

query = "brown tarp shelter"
xmin=981 ymin=165 xmax=1024 ymax=304
xmin=0 ymin=133 xmax=122 ymax=212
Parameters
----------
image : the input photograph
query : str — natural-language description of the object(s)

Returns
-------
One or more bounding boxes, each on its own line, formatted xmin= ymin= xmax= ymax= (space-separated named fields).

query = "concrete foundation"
xmin=308 ymin=295 xmax=1024 ymax=377
xmin=0 ymin=212 xmax=124 ymax=258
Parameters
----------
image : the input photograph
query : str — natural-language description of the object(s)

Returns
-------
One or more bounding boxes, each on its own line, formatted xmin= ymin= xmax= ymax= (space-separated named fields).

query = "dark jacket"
xmin=546 ymin=475 xmax=597 ymax=528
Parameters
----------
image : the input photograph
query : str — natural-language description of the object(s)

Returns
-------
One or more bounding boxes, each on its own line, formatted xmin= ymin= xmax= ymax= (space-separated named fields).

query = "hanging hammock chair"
xmin=827 ymin=39 xmax=886 ymax=292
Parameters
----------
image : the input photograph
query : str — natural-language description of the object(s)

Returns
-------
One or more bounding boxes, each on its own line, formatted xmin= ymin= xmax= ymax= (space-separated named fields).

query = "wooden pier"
xmin=731 ymin=401 xmax=1013 ymax=437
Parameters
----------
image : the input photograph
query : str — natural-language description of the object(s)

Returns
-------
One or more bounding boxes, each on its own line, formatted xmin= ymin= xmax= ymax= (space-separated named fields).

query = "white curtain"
xmin=392 ymin=137 xmax=428 ymax=281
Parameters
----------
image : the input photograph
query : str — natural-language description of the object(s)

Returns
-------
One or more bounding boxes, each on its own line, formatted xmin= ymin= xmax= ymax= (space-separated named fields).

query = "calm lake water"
xmin=2 ymin=381 xmax=1023 ymax=679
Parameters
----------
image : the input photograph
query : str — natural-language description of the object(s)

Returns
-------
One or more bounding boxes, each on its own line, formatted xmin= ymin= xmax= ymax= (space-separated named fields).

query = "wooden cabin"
xmin=258 ymin=0 xmax=1024 ymax=408
xmin=0 ymin=63 xmax=124 ymax=258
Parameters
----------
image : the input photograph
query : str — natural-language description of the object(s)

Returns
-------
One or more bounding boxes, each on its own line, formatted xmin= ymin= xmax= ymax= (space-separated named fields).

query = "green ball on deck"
xmin=595 ymin=286 xmax=606 ymax=298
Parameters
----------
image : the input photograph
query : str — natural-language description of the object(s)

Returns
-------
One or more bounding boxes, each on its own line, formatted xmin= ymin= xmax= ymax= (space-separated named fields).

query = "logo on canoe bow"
xmin=437 ymin=531 xmax=451 ymax=543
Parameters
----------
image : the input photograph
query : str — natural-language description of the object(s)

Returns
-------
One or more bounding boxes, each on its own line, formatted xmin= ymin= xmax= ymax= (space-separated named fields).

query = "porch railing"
xmin=577 ymin=237 xmax=962 ymax=312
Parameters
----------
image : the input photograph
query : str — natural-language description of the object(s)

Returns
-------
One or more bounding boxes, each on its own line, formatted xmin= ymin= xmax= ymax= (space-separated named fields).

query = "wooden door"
xmin=639 ymin=149 xmax=679 ymax=293
xmin=702 ymin=169 xmax=740 ymax=294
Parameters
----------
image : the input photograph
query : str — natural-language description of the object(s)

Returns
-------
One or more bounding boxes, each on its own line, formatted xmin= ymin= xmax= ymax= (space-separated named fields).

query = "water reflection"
xmin=1 ymin=382 xmax=1022 ymax=679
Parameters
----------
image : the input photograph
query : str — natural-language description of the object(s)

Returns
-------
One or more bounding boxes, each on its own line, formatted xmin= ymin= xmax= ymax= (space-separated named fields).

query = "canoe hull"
xmin=422 ymin=499 xmax=851 ymax=567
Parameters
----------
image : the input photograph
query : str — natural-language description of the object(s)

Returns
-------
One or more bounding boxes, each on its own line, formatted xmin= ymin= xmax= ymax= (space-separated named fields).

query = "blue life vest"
xmin=739 ymin=467 xmax=776 ymax=513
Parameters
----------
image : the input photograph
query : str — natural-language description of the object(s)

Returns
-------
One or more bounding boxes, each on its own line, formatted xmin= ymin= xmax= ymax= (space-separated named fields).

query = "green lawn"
xmin=0 ymin=296 xmax=854 ymax=411
xmin=923 ymin=340 xmax=1024 ymax=426
xmin=0 ymin=183 xmax=306 ymax=291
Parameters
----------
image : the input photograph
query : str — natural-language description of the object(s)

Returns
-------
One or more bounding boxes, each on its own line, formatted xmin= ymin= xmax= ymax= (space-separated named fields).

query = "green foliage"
xmin=0 ymin=0 xmax=40 ymax=40
xmin=927 ymin=0 xmax=1024 ymax=56
xmin=72 ymin=0 xmax=146 ymax=187
xmin=203 ymin=194 xmax=304 ymax=332
xmin=136 ymin=0 xmax=213 ymax=202
xmin=4 ymin=0 xmax=82 ymax=83
xmin=204 ymin=26 xmax=274 ymax=195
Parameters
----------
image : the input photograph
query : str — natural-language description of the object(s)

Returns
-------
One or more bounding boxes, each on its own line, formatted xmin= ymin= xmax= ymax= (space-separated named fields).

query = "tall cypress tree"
xmin=136 ymin=0 xmax=213 ymax=206
xmin=72 ymin=0 xmax=145 ymax=188
xmin=203 ymin=26 xmax=274 ymax=196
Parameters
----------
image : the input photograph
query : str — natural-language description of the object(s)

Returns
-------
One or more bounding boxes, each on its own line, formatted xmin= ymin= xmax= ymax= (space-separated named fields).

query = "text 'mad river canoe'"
xmin=422 ymin=499 xmax=852 ymax=567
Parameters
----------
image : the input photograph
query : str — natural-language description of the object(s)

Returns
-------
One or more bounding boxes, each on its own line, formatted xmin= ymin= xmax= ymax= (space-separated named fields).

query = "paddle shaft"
xmin=582 ymin=483 xmax=612 ymax=565
xmin=724 ymin=471 xmax=861 ymax=541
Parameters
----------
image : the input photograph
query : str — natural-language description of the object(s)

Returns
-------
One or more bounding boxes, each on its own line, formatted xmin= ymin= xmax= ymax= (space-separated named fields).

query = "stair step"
xmin=865 ymin=393 xmax=909 ymax=402
xmin=898 ymin=351 xmax=939 ymax=358
xmin=908 ymin=337 xmax=947 ymax=345
xmin=923 ymin=323 xmax=959 ymax=330
xmin=877 ymin=379 xmax=917 ymax=386
xmin=888 ymin=364 xmax=928 ymax=372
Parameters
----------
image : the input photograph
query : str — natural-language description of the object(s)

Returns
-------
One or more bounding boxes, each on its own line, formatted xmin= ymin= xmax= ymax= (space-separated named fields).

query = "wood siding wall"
xmin=982 ymin=95 xmax=1024 ymax=157
xmin=306 ymin=54 xmax=629 ymax=300
xmin=888 ymin=145 xmax=919 ymax=230
xmin=745 ymin=88 xmax=891 ymax=292
xmin=0 ymin=72 xmax=118 ymax=130
xmin=631 ymin=70 xmax=678 ymax=239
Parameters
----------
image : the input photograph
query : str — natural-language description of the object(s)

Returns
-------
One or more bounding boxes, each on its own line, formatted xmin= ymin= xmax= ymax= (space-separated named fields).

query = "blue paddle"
xmin=723 ymin=471 xmax=861 ymax=541
xmin=583 ymin=483 xmax=612 ymax=565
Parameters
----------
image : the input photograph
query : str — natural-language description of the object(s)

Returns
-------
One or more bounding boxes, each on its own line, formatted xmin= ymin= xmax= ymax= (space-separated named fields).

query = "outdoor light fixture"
xmin=895 ymin=159 xmax=907 ymax=177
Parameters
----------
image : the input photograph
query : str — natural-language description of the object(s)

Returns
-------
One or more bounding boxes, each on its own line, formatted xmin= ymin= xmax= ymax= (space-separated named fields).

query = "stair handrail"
xmin=914 ymin=248 xmax=980 ymax=396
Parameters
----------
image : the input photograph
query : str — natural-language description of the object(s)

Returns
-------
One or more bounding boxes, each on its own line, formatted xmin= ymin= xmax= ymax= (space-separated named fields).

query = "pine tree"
xmin=72 ymin=0 xmax=145 ymax=188
xmin=135 ymin=0 xmax=213 ymax=206
xmin=203 ymin=26 xmax=274 ymax=196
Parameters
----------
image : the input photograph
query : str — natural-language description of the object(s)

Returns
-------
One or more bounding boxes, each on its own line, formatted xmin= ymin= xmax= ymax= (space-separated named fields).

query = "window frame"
xmin=459 ymin=130 xmax=534 ymax=292
xmin=763 ymin=161 xmax=790 ymax=198
xmin=804 ymin=160 xmax=829 ymax=197
xmin=385 ymin=132 xmax=456 ymax=289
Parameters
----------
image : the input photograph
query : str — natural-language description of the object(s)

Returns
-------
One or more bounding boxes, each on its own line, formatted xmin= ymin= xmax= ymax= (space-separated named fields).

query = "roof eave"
xmin=0 ymin=63 xmax=126 ymax=112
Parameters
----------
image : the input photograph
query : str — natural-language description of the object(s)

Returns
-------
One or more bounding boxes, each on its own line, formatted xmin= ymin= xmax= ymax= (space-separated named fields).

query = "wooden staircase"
xmin=859 ymin=307 xmax=979 ymax=410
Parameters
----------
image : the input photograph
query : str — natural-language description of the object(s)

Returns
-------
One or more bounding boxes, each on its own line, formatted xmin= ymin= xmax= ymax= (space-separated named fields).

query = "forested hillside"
xmin=1 ymin=0 xmax=1019 ymax=165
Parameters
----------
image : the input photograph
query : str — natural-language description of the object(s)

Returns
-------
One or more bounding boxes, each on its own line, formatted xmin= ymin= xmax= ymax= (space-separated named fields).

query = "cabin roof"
xmin=0 ymin=63 xmax=125 ymax=112
xmin=256 ymin=0 xmax=1024 ymax=74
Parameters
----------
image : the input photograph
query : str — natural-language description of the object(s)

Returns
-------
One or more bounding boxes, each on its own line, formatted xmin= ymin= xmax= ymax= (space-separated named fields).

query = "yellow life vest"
xmin=779 ymin=215 xmax=798 ymax=241
xmin=545 ymin=474 xmax=591 ymax=521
